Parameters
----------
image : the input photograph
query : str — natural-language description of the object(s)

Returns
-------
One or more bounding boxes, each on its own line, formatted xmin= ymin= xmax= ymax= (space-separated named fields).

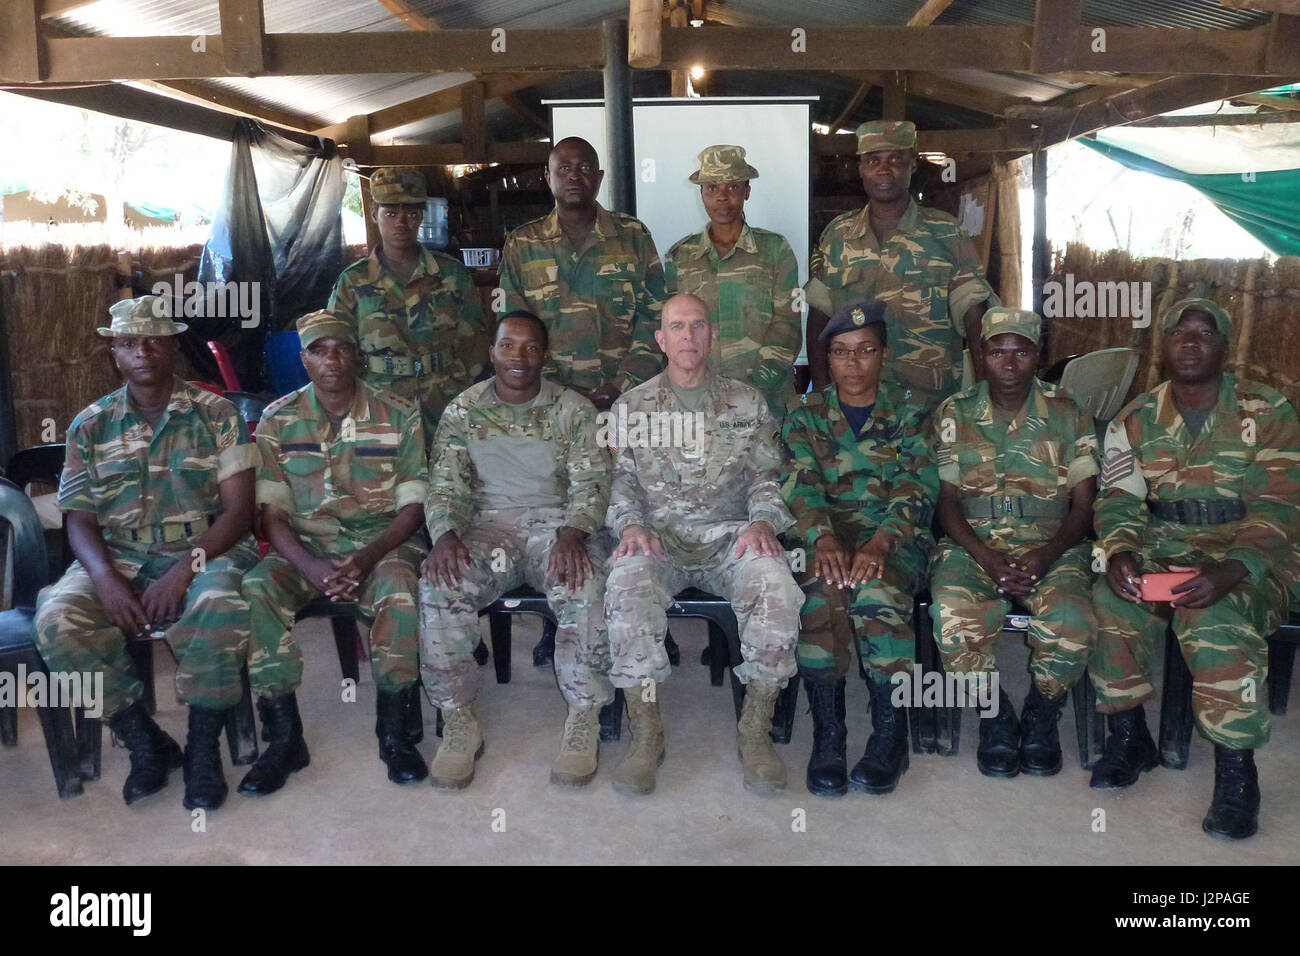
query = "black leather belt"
xmin=1148 ymin=498 xmax=1245 ymax=525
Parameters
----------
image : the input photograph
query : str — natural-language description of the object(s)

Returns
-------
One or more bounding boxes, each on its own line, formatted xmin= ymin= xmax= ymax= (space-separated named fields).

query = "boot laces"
xmin=562 ymin=710 xmax=595 ymax=752
xmin=443 ymin=710 xmax=473 ymax=752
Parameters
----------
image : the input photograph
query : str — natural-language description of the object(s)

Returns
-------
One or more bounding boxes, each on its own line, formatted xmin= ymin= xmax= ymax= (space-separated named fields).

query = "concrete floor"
xmin=3 ymin=615 xmax=1298 ymax=866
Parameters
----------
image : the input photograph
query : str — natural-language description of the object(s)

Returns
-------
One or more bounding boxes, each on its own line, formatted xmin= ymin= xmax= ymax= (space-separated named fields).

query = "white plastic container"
xmin=461 ymin=247 xmax=500 ymax=268
xmin=417 ymin=197 xmax=449 ymax=250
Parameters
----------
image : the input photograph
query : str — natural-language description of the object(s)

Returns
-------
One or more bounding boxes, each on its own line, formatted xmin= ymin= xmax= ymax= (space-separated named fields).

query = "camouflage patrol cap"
xmin=820 ymin=298 xmax=888 ymax=343
xmin=688 ymin=144 xmax=760 ymax=184
xmin=370 ymin=167 xmax=427 ymax=205
xmin=1160 ymin=297 xmax=1232 ymax=336
xmin=96 ymin=295 xmax=188 ymax=337
xmin=981 ymin=306 xmax=1041 ymax=344
xmin=856 ymin=120 xmax=917 ymax=155
xmin=296 ymin=309 xmax=357 ymax=349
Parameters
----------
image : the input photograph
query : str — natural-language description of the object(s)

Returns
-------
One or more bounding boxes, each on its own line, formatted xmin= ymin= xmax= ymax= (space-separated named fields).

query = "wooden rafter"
xmin=377 ymin=0 xmax=441 ymax=31
xmin=907 ymin=0 xmax=956 ymax=27
xmin=828 ymin=81 xmax=872 ymax=131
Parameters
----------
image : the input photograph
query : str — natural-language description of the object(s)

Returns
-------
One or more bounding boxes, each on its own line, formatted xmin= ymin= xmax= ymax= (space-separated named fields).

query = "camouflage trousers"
xmin=930 ymin=541 xmax=1095 ymax=699
xmin=795 ymin=534 xmax=930 ymax=685
xmin=34 ymin=541 xmax=258 ymax=717
xmin=243 ymin=538 xmax=424 ymax=696
xmin=1090 ymin=564 xmax=1286 ymax=749
xmin=418 ymin=507 xmax=614 ymax=711
xmin=606 ymin=534 xmax=802 ymax=689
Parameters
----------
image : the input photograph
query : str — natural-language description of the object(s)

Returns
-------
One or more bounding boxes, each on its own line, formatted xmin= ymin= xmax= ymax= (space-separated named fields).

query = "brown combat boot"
xmin=550 ymin=705 xmax=600 ymax=787
xmin=613 ymin=692 xmax=664 ymax=795
xmin=429 ymin=703 xmax=483 ymax=791
xmin=737 ymin=682 xmax=787 ymax=794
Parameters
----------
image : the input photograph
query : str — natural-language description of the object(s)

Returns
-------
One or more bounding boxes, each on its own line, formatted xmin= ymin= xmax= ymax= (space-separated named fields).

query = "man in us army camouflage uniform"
xmin=782 ymin=299 xmax=938 ymax=797
xmin=665 ymin=145 xmax=801 ymax=418
xmin=605 ymin=293 xmax=802 ymax=796
xmin=419 ymin=311 xmax=613 ymax=790
xmin=930 ymin=308 xmax=1097 ymax=779
xmin=239 ymin=310 xmax=430 ymax=793
xmin=1090 ymin=299 xmax=1300 ymax=840
xmin=329 ymin=166 xmax=488 ymax=440
xmin=498 ymin=136 xmax=666 ymax=412
xmin=35 ymin=295 xmax=259 ymax=811
xmin=804 ymin=120 xmax=998 ymax=411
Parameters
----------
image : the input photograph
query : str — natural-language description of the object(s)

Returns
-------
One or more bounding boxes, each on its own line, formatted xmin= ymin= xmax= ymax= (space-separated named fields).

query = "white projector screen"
xmin=549 ymin=99 xmax=812 ymax=362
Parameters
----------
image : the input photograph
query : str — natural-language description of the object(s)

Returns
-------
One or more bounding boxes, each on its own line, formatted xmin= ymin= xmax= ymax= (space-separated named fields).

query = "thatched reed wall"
xmin=1 ymin=243 xmax=204 ymax=454
xmin=1046 ymin=243 xmax=1300 ymax=413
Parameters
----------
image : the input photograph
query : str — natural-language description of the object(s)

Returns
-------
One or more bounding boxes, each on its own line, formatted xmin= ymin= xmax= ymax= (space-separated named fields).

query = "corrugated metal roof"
xmin=945 ymin=0 xmax=1270 ymax=29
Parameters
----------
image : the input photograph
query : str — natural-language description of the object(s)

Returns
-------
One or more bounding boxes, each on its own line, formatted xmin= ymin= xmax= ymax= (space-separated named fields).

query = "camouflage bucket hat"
xmin=688 ymin=144 xmax=760 ymax=184
xmin=981 ymin=306 xmax=1041 ymax=344
xmin=96 ymin=295 xmax=188 ymax=337
xmin=296 ymin=309 xmax=357 ymax=349
xmin=370 ymin=166 xmax=428 ymax=204
xmin=856 ymin=120 xmax=917 ymax=155
xmin=1160 ymin=297 xmax=1232 ymax=336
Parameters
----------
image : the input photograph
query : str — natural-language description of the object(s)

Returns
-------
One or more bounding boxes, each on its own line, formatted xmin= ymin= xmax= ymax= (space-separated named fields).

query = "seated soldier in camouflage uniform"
xmin=782 ymin=299 xmax=937 ymax=797
xmin=35 ymin=296 xmax=259 ymax=810
xmin=328 ymin=166 xmax=489 ymax=440
xmin=605 ymin=293 xmax=803 ymax=796
xmin=1090 ymin=299 xmax=1300 ymax=840
xmin=419 ymin=311 xmax=614 ymax=791
xmin=930 ymin=308 xmax=1097 ymax=778
xmin=239 ymin=310 xmax=429 ymax=793
xmin=664 ymin=145 xmax=801 ymax=418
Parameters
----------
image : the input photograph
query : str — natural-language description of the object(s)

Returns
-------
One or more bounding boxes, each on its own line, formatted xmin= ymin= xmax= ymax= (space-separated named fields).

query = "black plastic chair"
xmin=481 ymin=586 xmax=801 ymax=745
xmin=912 ymin=594 xmax=1105 ymax=770
xmin=5 ymin=443 xmax=71 ymax=580
xmin=0 ymin=478 xmax=83 ymax=797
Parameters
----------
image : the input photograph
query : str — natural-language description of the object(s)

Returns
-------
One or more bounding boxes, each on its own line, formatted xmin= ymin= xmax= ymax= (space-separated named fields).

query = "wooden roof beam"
xmin=1 ymin=1 xmax=45 ymax=83
xmin=218 ymin=0 xmax=265 ymax=77
xmin=908 ymin=0 xmax=956 ymax=27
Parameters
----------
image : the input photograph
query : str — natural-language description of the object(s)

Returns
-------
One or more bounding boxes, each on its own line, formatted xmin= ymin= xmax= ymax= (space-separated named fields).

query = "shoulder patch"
xmin=262 ymin=386 xmax=306 ymax=420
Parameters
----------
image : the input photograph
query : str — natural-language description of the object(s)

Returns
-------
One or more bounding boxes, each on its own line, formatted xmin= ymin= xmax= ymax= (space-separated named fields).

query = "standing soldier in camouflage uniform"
xmin=804 ymin=121 xmax=998 ymax=410
xmin=930 ymin=308 xmax=1097 ymax=778
xmin=782 ymin=299 xmax=938 ymax=797
xmin=1090 ymin=300 xmax=1300 ymax=840
xmin=605 ymin=293 xmax=803 ymax=796
xmin=498 ymin=136 xmax=666 ymax=411
xmin=238 ymin=310 xmax=429 ymax=792
xmin=328 ymin=166 xmax=488 ymax=440
xmin=419 ymin=311 xmax=614 ymax=790
xmin=664 ymin=145 xmax=801 ymax=418
xmin=35 ymin=296 xmax=259 ymax=811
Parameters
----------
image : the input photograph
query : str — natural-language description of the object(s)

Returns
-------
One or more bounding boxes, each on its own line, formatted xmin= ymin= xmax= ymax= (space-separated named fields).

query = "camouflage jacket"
xmin=607 ymin=371 xmax=793 ymax=568
xmin=255 ymin=380 xmax=428 ymax=552
xmin=933 ymin=378 xmax=1098 ymax=550
xmin=805 ymin=198 xmax=995 ymax=405
xmin=426 ymin=377 xmax=610 ymax=543
xmin=781 ymin=382 xmax=938 ymax=550
xmin=328 ymin=246 xmax=488 ymax=429
xmin=1096 ymin=374 xmax=1300 ymax=584
xmin=665 ymin=221 xmax=802 ymax=415
xmin=498 ymin=204 xmax=667 ymax=394
xmin=57 ymin=377 xmax=258 ymax=555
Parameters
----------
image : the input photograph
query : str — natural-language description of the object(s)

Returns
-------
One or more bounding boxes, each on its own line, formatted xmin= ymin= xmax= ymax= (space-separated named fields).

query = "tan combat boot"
xmin=737 ymin=682 xmax=787 ymax=794
xmin=613 ymin=692 xmax=665 ymax=795
xmin=550 ymin=705 xmax=600 ymax=787
xmin=429 ymin=704 xmax=483 ymax=791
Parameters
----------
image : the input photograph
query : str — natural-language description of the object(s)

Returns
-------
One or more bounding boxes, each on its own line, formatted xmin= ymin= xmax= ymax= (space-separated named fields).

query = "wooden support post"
xmin=629 ymin=0 xmax=663 ymax=68
xmin=603 ymin=19 xmax=636 ymax=215
xmin=461 ymin=81 xmax=487 ymax=163
xmin=218 ymin=0 xmax=267 ymax=76
xmin=883 ymin=71 xmax=907 ymax=121
xmin=0 ymin=0 xmax=45 ymax=83
xmin=1031 ymin=0 xmax=1082 ymax=75
xmin=1031 ymin=148 xmax=1049 ymax=322
xmin=669 ymin=0 xmax=690 ymax=97
xmin=345 ymin=114 xmax=380 ymax=251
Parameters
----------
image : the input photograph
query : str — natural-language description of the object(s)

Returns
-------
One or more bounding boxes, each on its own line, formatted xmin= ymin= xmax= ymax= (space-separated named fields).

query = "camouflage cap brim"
xmin=1160 ymin=297 xmax=1232 ymax=336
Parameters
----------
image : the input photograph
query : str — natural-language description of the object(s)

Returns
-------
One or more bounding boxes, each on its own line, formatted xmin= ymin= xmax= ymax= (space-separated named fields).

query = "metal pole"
xmin=1032 ymin=147 xmax=1048 ymax=322
xmin=602 ymin=19 xmax=636 ymax=216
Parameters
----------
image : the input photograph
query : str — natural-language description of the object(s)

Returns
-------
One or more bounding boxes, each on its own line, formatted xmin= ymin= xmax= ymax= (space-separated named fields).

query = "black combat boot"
xmin=237 ymin=693 xmax=310 ymax=796
xmin=804 ymin=679 xmax=848 ymax=797
xmin=377 ymin=686 xmax=429 ymax=783
xmin=1089 ymin=705 xmax=1159 ymax=789
xmin=849 ymin=677 xmax=910 ymax=794
xmin=182 ymin=706 xmax=230 ymax=811
xmin=1019 ymin=684 xmax=1067 ymax=776
xmin=107 ymin=700 xmax=183 ymax=805
xmin=1202 ymin=745 xmax=1260 ymax=840
xmin=977 ymin=687 xmax=1020 ymax=778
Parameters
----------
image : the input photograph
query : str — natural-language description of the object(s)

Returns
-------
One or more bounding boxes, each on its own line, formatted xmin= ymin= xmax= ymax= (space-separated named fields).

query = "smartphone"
xmin=1140 ymin=571 xmax=1198 ymax=602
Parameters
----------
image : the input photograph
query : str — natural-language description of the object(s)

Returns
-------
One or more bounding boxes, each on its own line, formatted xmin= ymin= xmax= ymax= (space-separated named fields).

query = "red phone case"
xmin=1140 ymin=571 xmax=1198 ymax=602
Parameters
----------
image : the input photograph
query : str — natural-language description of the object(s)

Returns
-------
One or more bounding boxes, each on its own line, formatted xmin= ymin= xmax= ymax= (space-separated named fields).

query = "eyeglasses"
xmin=828 ymin=346 xmax=882 ymax=360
